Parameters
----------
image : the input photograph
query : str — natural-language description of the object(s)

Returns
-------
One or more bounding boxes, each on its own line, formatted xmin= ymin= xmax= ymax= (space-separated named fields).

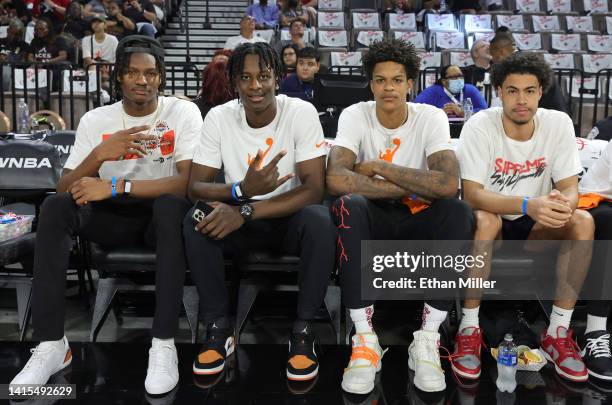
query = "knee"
xmin=331 ymin=194 xmax=367 ymax=224
xmin=299 ymin=205 xmax=336 ymax=240
xmin=568 ymin=209 xmax=595 ymax=239
xmin=39 ymin=193 xmax=76 ymax=221
xmin=474 ymin=209 xmax=502 ymax=237
xmin=436 ymin=199 xmax=475 ymax=233
xmin=153 ymin=194 xmax=190 ymax=219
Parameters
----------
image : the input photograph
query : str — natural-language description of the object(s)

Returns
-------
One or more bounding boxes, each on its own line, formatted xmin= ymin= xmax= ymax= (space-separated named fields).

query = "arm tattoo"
xmin=375 ymin=150 xmax=460 ymax=201
xmin=327 ymin=146 xmax=405 ymax=199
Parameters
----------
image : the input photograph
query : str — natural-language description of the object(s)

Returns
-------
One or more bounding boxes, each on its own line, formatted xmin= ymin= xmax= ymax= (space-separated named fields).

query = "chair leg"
xmin=235 ymin=283 xmax=259 ymax=344
xmin=16 ymin=281 xmax=32 ymax=331
xmin=345 ymin=308 xmax=353 ymax=345
xmin=90 ymin=278 xmax=118 ymax=342
xmin=323 ymin=285 xmax=342 ymax=345
xmin=182 ymin=286 xmax=199 ymax=344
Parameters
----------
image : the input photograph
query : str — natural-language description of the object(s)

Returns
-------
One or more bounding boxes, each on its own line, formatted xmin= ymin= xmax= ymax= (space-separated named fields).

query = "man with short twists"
xmin=10 ymin=36 xmax=204 ymax=395
xmin=456 ymin=52 xmax=594 ymax=383
xmin=326 ymin=38 xmax=475 ymax=395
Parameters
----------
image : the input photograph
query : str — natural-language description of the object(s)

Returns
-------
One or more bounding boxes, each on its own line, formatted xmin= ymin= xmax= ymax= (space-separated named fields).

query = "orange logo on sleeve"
xmin=379 ymin=138 xmax=401 ymax=162
xmin=315 ymin=141 xmax=325 ymax=149
xmin=247 ymin=137 xmax=274 ymax=167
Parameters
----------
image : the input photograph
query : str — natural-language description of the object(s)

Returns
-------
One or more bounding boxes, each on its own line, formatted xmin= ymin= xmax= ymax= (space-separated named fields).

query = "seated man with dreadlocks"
xmin=10 ymin=36 xmax=204 ymax=395
xmin=183 ymin=42 xmax=336 ymax=382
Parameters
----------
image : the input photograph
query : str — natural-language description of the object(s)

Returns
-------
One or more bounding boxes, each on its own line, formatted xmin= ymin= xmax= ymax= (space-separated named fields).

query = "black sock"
xmin=293 ymin=319 xmax=311 ymax=334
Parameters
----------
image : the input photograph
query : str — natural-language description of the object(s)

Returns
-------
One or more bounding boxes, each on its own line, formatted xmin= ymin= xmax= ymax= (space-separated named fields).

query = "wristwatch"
xmin=239 ymin=203 xmax=254 ymax=221
xmin=123 ymin=179 xmax=132 ymax=195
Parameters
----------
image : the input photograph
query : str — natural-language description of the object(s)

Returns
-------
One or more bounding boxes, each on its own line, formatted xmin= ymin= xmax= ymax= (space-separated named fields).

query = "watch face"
xmin=240 ymin=204 xmax=253 ymax=218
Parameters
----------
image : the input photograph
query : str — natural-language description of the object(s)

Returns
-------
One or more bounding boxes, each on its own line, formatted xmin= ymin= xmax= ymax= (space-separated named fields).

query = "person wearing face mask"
xmin=414 ymin=65 xmax=487 ymax=118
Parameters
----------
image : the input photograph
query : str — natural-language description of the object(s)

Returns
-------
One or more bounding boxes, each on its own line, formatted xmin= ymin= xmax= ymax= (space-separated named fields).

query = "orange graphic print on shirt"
xmin=379 ymin=138 xmax=401 ymax=162
xmin=247 ymin=137 xmax=274 ymax=168
xmin=102 ymin=129 xmax=175 ymax=161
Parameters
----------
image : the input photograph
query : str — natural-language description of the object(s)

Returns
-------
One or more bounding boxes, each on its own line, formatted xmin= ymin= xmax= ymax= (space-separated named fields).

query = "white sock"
xmin=152 ymin=337 xmax=174 ymax=346
xmin=547 ymin=305 xmax=574 ymax=337
xmin=350 ymin=306 xmax=374 ymax=334
xmin=458 ymin=306 xmax=480 ymax=331
xmin=586 ymin=314 xmax=608 ymax=334
xmin=421 ymin=303 xmax=448 ymax=332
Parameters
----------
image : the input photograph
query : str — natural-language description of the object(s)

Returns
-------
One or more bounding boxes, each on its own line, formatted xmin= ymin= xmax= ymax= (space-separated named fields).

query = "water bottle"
xmin=16 ymin=98 xmax=30 ymax=133
xmin=496 ymin=333 xmax=518 ymax=393
xmin=463 ymin=97 xmax=473 ymax=122
xmin=440 ymin=0 xmax=447 ymax=12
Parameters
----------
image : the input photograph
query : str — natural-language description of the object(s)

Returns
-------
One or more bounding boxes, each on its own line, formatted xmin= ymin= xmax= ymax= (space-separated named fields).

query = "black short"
xmin=501 ymin=215 xmax=536 ymax=240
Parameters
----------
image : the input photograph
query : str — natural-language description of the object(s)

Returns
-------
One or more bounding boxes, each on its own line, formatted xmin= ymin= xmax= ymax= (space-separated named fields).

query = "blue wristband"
xmin=111 ymin=176 xmax=117 ymax=198
xmin=231 ymin=182 xmax=240 ymax=202
xmin=522 ymin=196 xmax=529 ymax=215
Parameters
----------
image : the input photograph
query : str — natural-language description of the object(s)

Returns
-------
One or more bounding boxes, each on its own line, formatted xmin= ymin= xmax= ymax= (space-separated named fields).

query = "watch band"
xmin=124 ymin=180 xmax=132 ymax=195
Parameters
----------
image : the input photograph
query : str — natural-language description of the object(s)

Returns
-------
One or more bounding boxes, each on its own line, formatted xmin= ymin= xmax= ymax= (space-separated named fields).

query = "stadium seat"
xmin=346 ymin=0 xmax=378 ymax=11
xmin=513 ymin=0 xmax=545 ymax=13
xmin=549 ymin=33 xmax=587 ymax=52
xmin=433 ymin=31 xmax=467 ymax=51
xmin=447 ymin=50 xmax=475 ymax=67
xmin=385 ymin=13 xmax=417 ymax=31
xmin=581 ymin=0 xmax=611 ymax=14
xmin=461 ymin=14 xmax=494 ymax=34
xmin=582 ymin=53 xmax=612 ymax=73
xmin=318 ymin=11 xmax=347 ymax=29
xmin=351 ymin=11 xmax=381 ymax=29
xmin=544 ymin=53 xmax=579 ymax=69
xmin=425 ymin=13 xmax=459 ymax=32
xmin=530 ymin=14 xmax=564 ymax=33
xmin=392 ymin=31 xmax=426 ymax=49
xmin=566 ymin=16 xmax=599 ymax=33
xmin=318 ymin=0 xmax=344 ymax=11
xmin=352 ymin=29 xmax=385 ymax=50
xmin=318 ymin=28 xmax=350 ymax=48
xmin=512 ymin=32 xmax=545 ymax=52
xmin=330 ymin=51 xmax=364 ymax=67
xmin=495 ymin=14 xmax=528 ymax=32
xmin=546 ymin=0 xmax=579 ymax=14
xmin=587 ymin=34 xmax=612 ymax=52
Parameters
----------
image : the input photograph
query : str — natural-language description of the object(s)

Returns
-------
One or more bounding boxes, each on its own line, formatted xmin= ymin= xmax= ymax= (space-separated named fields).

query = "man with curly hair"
xmin=456 ymin=53 xmax=593 ymax=383
xmin=326 ymin=38 xmax=475 ymax=394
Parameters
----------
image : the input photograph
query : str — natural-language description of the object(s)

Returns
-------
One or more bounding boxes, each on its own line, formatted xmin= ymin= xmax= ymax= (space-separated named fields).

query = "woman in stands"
xmin=281 ymin=43 xmax=299 ymax=79
xmin=192 ymin=49 xmax=234 ymax=120
xmin=27 ymin=18 xmax=69 ymax=64
xmin=414 ymin=64 xmax=487 ymax=118
xmin=279 ymin=0 xmax=312 ymax=28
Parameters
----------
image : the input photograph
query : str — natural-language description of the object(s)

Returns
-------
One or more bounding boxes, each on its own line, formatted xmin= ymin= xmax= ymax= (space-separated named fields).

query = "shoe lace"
xmin=585 ymin=334 xmax=612 ymax=358
xmin=22 ymin=345 xmax=53 ymax=372
xmin=555 ymin=328 xmax=581 ymax=359
xmin=149 ymin=345 xmax=173 ymax=373
xmin=454 ymin=327 xmax=486 ymax=357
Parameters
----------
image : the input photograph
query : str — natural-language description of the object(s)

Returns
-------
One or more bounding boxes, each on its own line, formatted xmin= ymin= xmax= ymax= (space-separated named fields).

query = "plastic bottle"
xmin=463 ymin=97 xmax=473 ymax=122
xmin=16 ymin=98 xmax=29 ymax=133
xmin=496 ymin=333 xmax=518 ymax=393
xmin=440 ymin=0 xmax=447 ymax=12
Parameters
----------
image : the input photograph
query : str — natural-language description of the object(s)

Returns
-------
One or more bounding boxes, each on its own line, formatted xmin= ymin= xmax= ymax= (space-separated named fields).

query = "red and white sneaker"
xmin=540 ymin=326 xmax=588 ymax=382
xmin=450 ymin=327 xmax=484 ymax=380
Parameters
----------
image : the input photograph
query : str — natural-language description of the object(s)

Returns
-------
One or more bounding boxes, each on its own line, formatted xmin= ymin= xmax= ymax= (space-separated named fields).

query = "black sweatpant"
xmin=182 ymin=204 xmax=336 ymax=325
xmin=31 ymin=193 xmax=192 ymax=341
xmin=331 ymin=194 xmax=475 ymax=310
xmin=587 ymin=202 xmax=612 ymax=318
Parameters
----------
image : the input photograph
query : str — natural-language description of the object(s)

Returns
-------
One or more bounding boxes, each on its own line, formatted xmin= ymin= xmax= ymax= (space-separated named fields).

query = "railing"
xmin=0 ymin=61 xmax=201 ymax=131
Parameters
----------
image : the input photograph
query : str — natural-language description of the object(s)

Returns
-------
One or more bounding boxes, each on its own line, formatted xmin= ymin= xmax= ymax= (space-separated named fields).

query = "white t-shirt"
xmin=64 ymin=96 xmax=203 ymax=180
xmin=457 ymin=107 xmax=582 ymax=220
xmin=193 ymin=94 xmax=325 ymax=199
xmin=334 ymin=101 xmax=453 ymax=168
xmin=223 ymin=35 xmax=267 ymax=50
xmin=580 ymin=140 xmax=612 ymax=199
xmin=81 ymin=34 xmax=118 ymax=63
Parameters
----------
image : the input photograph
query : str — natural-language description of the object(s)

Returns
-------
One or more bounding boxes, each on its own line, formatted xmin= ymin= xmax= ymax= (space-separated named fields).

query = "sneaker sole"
xmin=287 ymin=365 xmax=319 ymax=381
xmin=587 ymin=369 xmax=612 ymax=381
xmin=193 ymin=340 xmax=235 ymax=376
xmin=341 ymin=379 xmax=375 ymax=395
xmin=451 ymin=362 xmax=481 ymax=380
xmin=408 ymin=352 xmax=446 ymax=392
xmin=541 ymin=347 xmax=588 ymax=382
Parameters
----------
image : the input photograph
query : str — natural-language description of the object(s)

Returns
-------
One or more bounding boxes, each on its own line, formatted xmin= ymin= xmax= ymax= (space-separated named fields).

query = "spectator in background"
xmin=279 ymin=0 xmax=313 ymax=28
xmin=489 ymin=32 xmax=569 ymax=114
xmin=122 ymin=0 xmax=158 ymax=37
xmin=33 ymin=0 xmax=71 ymax=30
xmin=274 ymin=18 xmax=313 ymax=54
xmin=246 ymin=0 xmax=278 ymax=30
xmin=382 ymin=0 xmax=417 ymax=20
xmin=192 ymin=51 xmax=234 ymax=120
xmin=461 ymin=40 xmax=491 ymax=90
xmin=279 ymin=46 xmax=319 ymax=101
xmin=82 ymin=14 xmax=118 ymax=68
xmin=586 ymin=117 xmax=612 ymax=141
xmin=0 ymin=17 xmax=28 ymax=63
xmin=83 ymin=0 xmax=115 ymax=19
xmin=105 ymin=0 xmax=137 ymax=39
xmin=414 ymin=64 xmax=487 ymax=117
xmin=63 ymin=1 xmax=90 ymax=41
xmin=28 ymin=17 xmax=69 ymax=63
xmin=280 ymin=43 xmax=298 ymax=78
xmin=451 ymin=0 xmax=481 ymax=13
xmin=223 ymin=15 xmax=266 ymax=50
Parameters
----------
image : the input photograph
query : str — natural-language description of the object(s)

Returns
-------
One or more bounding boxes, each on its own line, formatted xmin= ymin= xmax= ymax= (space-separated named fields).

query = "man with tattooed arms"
xmin=326 ymin=38 xmax=475 ymax=395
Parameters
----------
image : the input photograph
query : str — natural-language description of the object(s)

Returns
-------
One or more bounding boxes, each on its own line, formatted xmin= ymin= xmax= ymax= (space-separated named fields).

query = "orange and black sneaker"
xmin=287 ymin=328 xmax=319 ymax=381
xmin=193 ymin=319 xmax=235 ymax=376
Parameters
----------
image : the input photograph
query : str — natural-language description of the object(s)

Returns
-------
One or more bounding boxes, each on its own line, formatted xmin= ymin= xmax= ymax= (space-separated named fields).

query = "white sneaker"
xmin=341 ymin=332 xmax=386 ymax=395
xmin=10 ymin=336 xmax=72 ymax=385
xmin=144 ymin=339 xmax=179 ymax=395
xmin=408 ymin=330 xmax=446 ymax=392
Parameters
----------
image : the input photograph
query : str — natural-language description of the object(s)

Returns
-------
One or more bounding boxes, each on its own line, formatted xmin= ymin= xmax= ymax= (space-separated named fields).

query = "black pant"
xmin=587 ymin=202 xmax=612 ymax=318
xmin=331 ymin=194 xmax=475 ymax=310
xmin=182 ymin=204 xmax=336 ymax=325
xmin=31 ymin=193 xmax=192 ymax=341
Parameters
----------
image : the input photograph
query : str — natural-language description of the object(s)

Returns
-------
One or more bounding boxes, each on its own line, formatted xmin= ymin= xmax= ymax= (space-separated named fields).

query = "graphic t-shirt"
xmin=28 ymin=37 xmax=69 ymax=61
xmin=193 ymin=94 xmax=326 ymax=200
xmin=64 ymin=96 xmax=203 ymax=180
xmin=82 ymin=34 xmax=118 ymax=62
xmin=580 ymin=140 xmax=612 ymax=199
xmin=457 ymin=107 xmax=582 ymax=220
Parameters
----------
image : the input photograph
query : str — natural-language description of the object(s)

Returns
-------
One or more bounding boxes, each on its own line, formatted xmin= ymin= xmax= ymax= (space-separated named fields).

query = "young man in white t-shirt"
xmin=82 ymin=14 xmax=119 ymax=68
xmin=183 ymin=43 xmax=335 ymax=382
xmin=326 ymin=38 xmax=475 ymax=394
xmin=10 ymin=36 xmax=204 ymax=395
xmin=576 ymin=142 xmax=612 ymax=381
xmin=456 ymin=53 xmax=594 ymax=383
